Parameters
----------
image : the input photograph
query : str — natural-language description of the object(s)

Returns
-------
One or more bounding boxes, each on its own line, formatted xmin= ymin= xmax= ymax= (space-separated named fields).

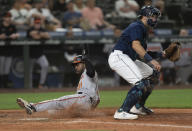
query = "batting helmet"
xmin=138 ymin=6 xmax=161 ymax=27
xmin=72 ymin=55 xmax=84 ymax=64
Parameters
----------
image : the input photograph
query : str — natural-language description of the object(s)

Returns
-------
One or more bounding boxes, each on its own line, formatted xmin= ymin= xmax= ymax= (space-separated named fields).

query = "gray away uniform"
xmin=32 ymin=69 xmax=100 ymax=112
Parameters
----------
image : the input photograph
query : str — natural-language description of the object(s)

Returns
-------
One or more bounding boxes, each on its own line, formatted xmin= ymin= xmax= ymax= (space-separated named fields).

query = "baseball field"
xmin=0 ymin=86 xmax=192 ymax=131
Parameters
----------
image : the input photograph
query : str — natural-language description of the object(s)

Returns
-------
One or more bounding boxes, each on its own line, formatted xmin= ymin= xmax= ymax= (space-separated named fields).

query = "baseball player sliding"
xmin=108 ymin=6 xmax=180 ymax=120
xmin=17 ymin=54 xmax=100 ymax=114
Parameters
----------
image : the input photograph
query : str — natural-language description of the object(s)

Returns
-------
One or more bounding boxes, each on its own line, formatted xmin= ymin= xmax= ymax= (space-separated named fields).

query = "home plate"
xmin=19 ymin=118 xmax=49 ymax=121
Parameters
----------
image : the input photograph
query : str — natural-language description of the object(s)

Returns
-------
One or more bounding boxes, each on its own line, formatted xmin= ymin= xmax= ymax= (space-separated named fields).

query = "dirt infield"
xmin=0 ymin=108 xmax=192 ymax=131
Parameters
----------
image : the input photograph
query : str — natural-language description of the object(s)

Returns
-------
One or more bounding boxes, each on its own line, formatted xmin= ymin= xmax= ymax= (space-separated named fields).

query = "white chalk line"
xmin=62 ymin=119 xmax=192 ymax=129
xmin=19 ymin=118 xmax=49 ymax=121
xmin=18 ymin=118 xmax=192 ymax=129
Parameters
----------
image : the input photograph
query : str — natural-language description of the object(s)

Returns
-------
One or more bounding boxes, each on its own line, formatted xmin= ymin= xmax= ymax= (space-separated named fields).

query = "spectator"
xmin=81 ymin=0 xmax=115 ymax=30
xmin=62 ymin=0 xmax=83 ymax=28
xmin=52 ymin=0 xmax=67 ymax=13
xmin=9 ymin=0 xmax=30 ymax=31
xmin=27 ymin=17 xmax=50 ymax=40
xmin=135 ymin=0 xmax=151 ymax=7
xmin=179 ymin=28 xmax=189 ymax=36
xmin=0 ymin=12 xmax=19 ymax=88
xmin=73 ymin=0 xmax=86 ymax=13
xmin=27 ymin=17 xmax=49 ymax=89
xmin=115 ymin=0 xmax=139 ymax=19
xmin=144 ymin=0 xmax=152 ymax=6
xmin=0 ymin=12 xmax=19 ymax=40
xmin=154 ymin=0 xmax=164 ymax=13
xmin=161 ymin=58 xmax=176 ymax=85
xmin=28 ymin=0 xmax=62 ymax=31
xmin=20 ymin=0 xmax=32 ymax=11
xmin=153 ymin=0 xmax=167 ymax=19
xmin=175 ymin=48 xmax=192 ymax=85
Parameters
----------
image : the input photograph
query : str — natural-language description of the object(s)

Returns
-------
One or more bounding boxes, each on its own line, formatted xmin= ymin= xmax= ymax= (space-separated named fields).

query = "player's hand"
xmin=150 ymin=60 xmax=161 ymax=71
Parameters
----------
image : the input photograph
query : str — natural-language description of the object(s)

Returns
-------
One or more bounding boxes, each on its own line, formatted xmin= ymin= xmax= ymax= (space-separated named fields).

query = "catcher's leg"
xmin=119 ymin=79 xmax=147 ymax=112
xmin=108 ymin=51 xmax=145 ymax=119
xmin=131 ymin=70 xmax=160 ymax=115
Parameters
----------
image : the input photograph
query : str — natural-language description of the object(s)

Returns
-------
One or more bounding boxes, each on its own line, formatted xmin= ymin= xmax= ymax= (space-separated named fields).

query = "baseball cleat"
xmin=142 ymin=106 xmax=154 ymax=114
xmin=114 ymin=110 xmax=138 ymax=120
xmin=130 ymin=105 xmax=153 ymax=115
xmin=17 ymin=98 xmax=33 ymax=115
xmin=130 ymin=105 xmax=147 ymax=115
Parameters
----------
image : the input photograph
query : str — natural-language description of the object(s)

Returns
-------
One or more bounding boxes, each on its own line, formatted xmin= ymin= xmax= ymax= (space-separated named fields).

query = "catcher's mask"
xmin=138 ymin=6 xmax=161 ymax=27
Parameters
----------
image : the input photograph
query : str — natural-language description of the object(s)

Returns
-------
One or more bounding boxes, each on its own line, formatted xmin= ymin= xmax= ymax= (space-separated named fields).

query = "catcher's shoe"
xmin=130 ymin=105 xmax=153 ymax=115
xmin=142 ymin=106 xmax=154 ymax=114
xmin=17 ymin=98 xmax=35 ymax=115
xmin=114 ymin=110 xmax=138 ymax=120
xmin=130 ymin=105 xmax=147 ymax=115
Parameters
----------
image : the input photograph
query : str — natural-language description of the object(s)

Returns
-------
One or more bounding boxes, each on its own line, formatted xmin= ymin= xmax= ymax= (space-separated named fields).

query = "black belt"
xmin=112 ymin=50 xmax=124 ymax=54
xmin=78 ymin=92 xmax=83 ymax=94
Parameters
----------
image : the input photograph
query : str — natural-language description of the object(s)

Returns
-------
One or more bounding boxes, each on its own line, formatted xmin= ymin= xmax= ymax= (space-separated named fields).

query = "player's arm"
xmin=84 ymin=59 xmax=95 ymax=78
xmin=132 ymin=40 xmax=161 ymax=71
xmin=132 ymin=40 xmax=147 ymax=58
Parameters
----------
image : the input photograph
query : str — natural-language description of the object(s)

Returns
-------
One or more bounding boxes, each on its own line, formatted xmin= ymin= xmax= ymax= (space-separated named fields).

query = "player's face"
xmin=74 ymin=63 xmax=85 ymax=74
xmin=149 ymin=15 xmax=158 ymax=22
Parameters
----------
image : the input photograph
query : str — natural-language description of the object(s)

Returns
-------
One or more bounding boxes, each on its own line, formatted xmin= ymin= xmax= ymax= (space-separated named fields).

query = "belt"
xmin=112 ymin=50 xmax=123 ymax=54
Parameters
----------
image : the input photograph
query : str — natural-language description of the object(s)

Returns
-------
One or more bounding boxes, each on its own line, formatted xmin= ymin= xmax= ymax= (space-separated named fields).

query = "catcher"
xmin=16 ymin=54 xmax=100 ymax=115
xmin=130 ymin=41 xmax=181 ymax=115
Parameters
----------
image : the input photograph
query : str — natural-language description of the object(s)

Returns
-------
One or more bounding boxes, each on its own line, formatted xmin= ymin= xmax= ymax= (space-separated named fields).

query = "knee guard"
xmin=135 ymin=71 xmax=160 ymax=108
xmin=135 ymin=79 xmax=153 ymax=108
xmin=120 ymin=79 xmax=147 ymax=111
xmin=132 ymin=79 xmax=149 ymax=98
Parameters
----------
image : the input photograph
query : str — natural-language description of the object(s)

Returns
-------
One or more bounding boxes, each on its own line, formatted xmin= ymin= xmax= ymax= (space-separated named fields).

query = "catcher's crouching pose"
xmin=17 ymin=55 xmax=100 ymax=115
xmin=131 ymin=41 xmax=181 ymax=115
xmin=108 ymin=6 xmax=180 ymax=120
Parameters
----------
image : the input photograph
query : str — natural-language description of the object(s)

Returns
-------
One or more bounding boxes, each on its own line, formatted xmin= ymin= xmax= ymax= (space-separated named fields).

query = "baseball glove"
xmin=164 ymin=42 xmax=181 ymax=62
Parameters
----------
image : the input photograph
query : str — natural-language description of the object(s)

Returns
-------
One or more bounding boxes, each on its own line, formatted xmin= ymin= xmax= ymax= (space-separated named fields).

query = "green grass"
xmin=0 ymin=89 xmax=192 ymax=110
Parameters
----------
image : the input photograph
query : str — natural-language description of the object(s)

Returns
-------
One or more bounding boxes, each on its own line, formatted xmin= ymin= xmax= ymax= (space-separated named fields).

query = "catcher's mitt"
xmin=164 ymin=42 xmax=181 ymax=62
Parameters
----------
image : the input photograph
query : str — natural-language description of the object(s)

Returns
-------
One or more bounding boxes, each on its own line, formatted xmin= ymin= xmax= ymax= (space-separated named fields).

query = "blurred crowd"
xmin=0 ymin=0 xmax=169 ymax=32
xmin=0 ymin=0 xmax=191 ymax=88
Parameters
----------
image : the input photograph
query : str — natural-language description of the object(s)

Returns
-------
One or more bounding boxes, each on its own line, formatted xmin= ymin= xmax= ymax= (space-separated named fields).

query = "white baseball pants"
xmin=32 ymin=93 xmax=92 ymax=112
xmin=108 ymin=50 xmax=153 ymax=85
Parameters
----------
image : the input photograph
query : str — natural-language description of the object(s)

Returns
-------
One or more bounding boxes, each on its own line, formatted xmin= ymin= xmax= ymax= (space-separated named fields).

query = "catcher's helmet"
xmin=72 ymin=55 xmax=84 ymax=64
xmin=138 ymin=6 xmax=161 ymax=27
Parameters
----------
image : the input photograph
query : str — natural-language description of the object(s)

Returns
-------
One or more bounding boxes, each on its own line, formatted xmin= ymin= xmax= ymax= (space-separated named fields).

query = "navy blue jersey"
xmin=113 ymin=20 xmax=147 ymax=61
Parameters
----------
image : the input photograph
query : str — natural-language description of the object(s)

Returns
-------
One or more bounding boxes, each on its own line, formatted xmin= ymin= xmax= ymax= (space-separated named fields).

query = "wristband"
xmin=144 ymin=53 xmax=153 ymax=62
